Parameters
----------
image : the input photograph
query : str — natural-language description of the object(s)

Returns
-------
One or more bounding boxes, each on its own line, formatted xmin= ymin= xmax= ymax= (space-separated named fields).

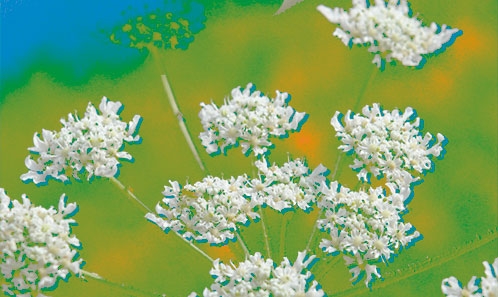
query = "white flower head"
xmin=21 ymin=96 xmax=142 ymax=184
xmin=252 ymin=158 xmax=329 ymax=213
xmin=0 ymin=188 xmax=83 ymax=296
xmin=199 ymin=83 xmax=307 ymax=157
xmin=317 ymin=0 xmax=461 ymax=68
xmin=190 ymin=251 xmax=325 ymax=297
xmin=317 ymin=182 xmax=420 ymax=285
xmin=146 ymin=175 xmax=260 ymax=245
xmin=331 ymin=103 xmax=446 ymax=186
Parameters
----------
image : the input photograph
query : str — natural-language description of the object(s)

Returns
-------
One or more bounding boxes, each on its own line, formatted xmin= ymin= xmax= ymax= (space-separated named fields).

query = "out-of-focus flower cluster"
xmin=21 ymin=97 xmax=141 ymax=184
xmin=110 ymin=0 xmax=206 ymax=51
xmin=317 ymin=182 xmax=419 ymax=286
xmin=0 ymin=189 xmax=83 ymax=297
xmin=146 ymin=158 xmax=327 ymax=245
xmin=442 ymin=258 xmax=498 ymax=297
xmin=198 ymin=83 xmax=306 ymax=157
xmin=189 ymin=251 xmax=325 ymax=297
xmin=331 ymin=103 xmax=445 ymax=186
xmin=317 ymin=0 xmax=461 ymax=67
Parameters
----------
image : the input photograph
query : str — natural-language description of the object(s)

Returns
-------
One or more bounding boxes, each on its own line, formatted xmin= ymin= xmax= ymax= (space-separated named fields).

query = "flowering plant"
xmin=0 ymin=1 xmax=496 ymax=297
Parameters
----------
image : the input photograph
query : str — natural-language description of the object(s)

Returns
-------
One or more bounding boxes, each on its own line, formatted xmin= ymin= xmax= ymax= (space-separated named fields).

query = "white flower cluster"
xmin=146 ymin=176 xmax=260 ymax=245
xmin=317 ymin=182 xmax=419 ymax=286
xmin=0 ymin=189 xmax=83 ymax=296
xmin=442 ymin=258 xmax=498 ymax=297
xmin=317 ymin=0 xmax=461 ymax=67
xmin=198 ymin=83 xmax=306 ymax=157
xmin=252 ymin=158 xmax=328 ymax=212
xmin=21 ymin=97 xmax=141 ymax=184
xmin=146 ymin=158 xmax=327 ymax=245
xmin=331 ymin=103 xmax=445 ymax=186
xmin=189 ymin=251 xmax=325 ymax=297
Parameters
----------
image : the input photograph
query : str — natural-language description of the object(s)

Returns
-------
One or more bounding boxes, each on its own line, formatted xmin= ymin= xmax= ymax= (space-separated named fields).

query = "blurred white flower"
xmin=21 ymin=96 xmax=142 ymax=184
xmin=331 ymin=103 xmax=445 ymax=186
xmin=442 ymin=257 xmax=497 ymax=297
xmin=481 ymin=258 xmax=498 ymax=297
xmin=199 ymin=83 xmax=306 ymax=157
xmin=0 ymin=188 xmax=83 ymax=296
xmin=190 ymin=251 xmax=325 ymax=297
xmin=317 ymin=0 xmax=461 ymax=67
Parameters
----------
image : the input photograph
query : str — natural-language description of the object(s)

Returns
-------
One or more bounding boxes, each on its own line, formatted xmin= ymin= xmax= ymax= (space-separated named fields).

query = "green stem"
xmin=259 ymin=208 xmax=271 ymax=259
xmin=81 ymin=270 xmax=166 ymax=297
xmin=110 ymin=177 xmax=152 ymax=213
xmin=110 ymin=177 xmax=213 ymax=263
xmin=160 ymin=73 xmax=207 ymax=173
xmin=352 ymin=67 xmax=377 ymax=112
xmin=236 ymin=231 xmax=251 ymax=258
xmin=315 ymin=254 xmax=343 ymax=280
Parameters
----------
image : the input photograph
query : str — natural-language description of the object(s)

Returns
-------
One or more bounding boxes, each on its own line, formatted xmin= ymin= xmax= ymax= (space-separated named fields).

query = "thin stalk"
xmin=81 ymin=270 xmax=165 ymax=297
xmin=315 ymin=255 xmax=343 ymax=280
xmin=109 ymin=177 xmax=213 ymax=263
xmin=259 ymin=208 xmax=271 ymax=258
xmin=304 ymin=155 xmax=342 ymax=252
xmin=352 ymin=67 xmax=378 ymax=112
xmin=110 ymin=177 xmax=152 ymax=213
xmin=160 ymin=74 xmax=206 ymax=173
xmin=236 ymin=231 xmax=250 ymax=258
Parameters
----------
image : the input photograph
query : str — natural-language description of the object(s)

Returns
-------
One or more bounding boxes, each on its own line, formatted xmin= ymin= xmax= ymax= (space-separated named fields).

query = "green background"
xmin=0 ymin=0 xmax=497 ymax=296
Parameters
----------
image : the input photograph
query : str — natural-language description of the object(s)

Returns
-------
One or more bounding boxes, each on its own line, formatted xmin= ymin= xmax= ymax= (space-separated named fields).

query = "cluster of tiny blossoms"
xmin=146 ymin=158 xmax=327 ymax=245
xmin=317 ymin=0 xmax=461 ymax=67
xmin=331 ymin=103 xmax=445 ymax=186
xmin=442 ymin=258 xmax=498 ymax=297
xmin=0 ymin=189 xmax=83 ymax=296
xmin=21 ymin=97 xmax=141 ymax=184
xmin=317 ymin=182 xmax=419 ymax=286
xmin=198 ymin=83 xmax=306 ymax=157
xmin=189 ymin=251 xmax=325 ymax=297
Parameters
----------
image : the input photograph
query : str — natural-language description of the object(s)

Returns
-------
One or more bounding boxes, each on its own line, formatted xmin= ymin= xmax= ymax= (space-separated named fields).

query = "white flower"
xmin=21 ymin=96 xmax=142 ymax=184
xmin=252 ymin=158 xmax=329 ymax=212
xmin=331 ymin=103 xmax=445 ymax=186
xmin=0 ymin=188 xmax=83 ymax=296
xmin=147 ymin=158 xmax=329 ymax=244
xmin=190 ymin=251 xmax=325 ymax=297
xmin=317 ymin=0 xmax=461 ymax=67
xmin=482 ymin=258 xmax=498 ymax=297
xmin=442 ymin=258 xmax=498 ymax=297
xmin=146 ymin=175 xmax=260 ymax=245
xmin=317 ymin=182 xmax=420 ymax=285
xmin=344 ymin=254 xmax=381 ymax=287
xmin=441 ymin=276 xmax=481 ymax=297
xmin=199 ymin=83 xmax=306 ymax=157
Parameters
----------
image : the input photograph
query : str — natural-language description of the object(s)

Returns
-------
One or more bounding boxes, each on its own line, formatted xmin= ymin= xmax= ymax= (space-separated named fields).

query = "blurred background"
xmin=1 ymin=0 xmax=497 ymax=296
